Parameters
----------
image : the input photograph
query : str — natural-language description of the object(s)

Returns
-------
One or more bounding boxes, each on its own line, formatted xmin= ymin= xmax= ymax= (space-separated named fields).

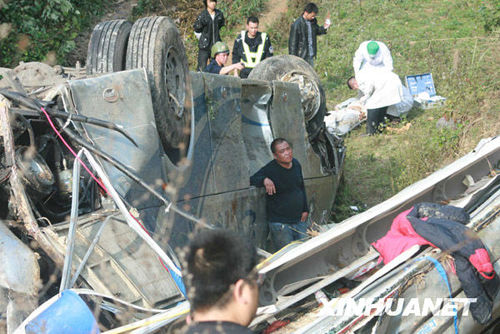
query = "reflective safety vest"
xmin=241 ymin=31 xmax=267 ymax=68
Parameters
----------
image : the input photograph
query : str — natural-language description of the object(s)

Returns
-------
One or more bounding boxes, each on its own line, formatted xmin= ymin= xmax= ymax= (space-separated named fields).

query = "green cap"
xmin=211 ymin=41 xmax=230 ymax=58
xmin=367 ymin=41 xmax=379 ymax=56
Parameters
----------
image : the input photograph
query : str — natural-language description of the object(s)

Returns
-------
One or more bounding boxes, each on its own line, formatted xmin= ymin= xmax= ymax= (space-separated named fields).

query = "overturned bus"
xmin=0 ymin=16 xmax=344 ymax=331
xmin=1 ymin=16 xmax=499 ymax=334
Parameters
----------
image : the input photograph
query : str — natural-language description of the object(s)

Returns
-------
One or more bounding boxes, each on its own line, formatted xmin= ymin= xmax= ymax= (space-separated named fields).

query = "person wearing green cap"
xmin=353 ymin=40 xmax=393 ymax=76
xmin=204 ymin=41 xmax=245 ymax=76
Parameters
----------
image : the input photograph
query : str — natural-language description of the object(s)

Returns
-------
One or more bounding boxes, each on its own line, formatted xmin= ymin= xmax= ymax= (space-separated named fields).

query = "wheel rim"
xmin=280 ymin=71 xmax=321 ymax=121
xmin=164 ymin=45 xmax=185 ymax=118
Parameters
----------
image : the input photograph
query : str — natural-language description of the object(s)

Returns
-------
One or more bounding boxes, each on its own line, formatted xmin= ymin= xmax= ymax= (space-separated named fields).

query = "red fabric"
xmin=371 ymin=208 xmax=436 ymax=264
xmin=469 ymin=248 xmax=495 ymax=279
xmin=339 ymin=287 xmax=350 ymax=294
xmin=263 ymin=320 xmax=291 ymax=334
xmin=448 ymin=258 xmax=456 ymax=275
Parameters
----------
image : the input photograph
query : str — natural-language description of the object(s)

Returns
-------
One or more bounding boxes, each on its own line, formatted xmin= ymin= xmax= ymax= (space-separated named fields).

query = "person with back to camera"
xmin=346 ymin=68 xmax=403 ymax=135
xmin=183 ymin=229 xmax=259 ymax=334
xmin=193 ymin=0 xmax=225 ymax=71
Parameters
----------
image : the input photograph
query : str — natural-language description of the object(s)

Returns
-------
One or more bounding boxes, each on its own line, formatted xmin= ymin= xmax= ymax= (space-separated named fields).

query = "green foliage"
xmin=131 ymin=0 xmax=162 ymax=18
xmin=218 ymin=0 xmax=267 ymax=28
xmin=479 ymin=0 xmax=500 ymax=32
xmin=308 ymin=0 xmax=500 ymax=217
xmin=265 ymin=0 xmax=308 ymax=53
xmin=331 ymin=176 xmax=368 ymax=223
xmin=0 ymin=0 xmax=106 ymax=67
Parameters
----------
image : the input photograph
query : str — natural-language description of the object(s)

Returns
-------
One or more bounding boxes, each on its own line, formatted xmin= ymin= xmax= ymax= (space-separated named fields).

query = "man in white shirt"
xmin=347 ymin=68 xmax=403 ymax=134
xmin=353 ymin=40 xmax=393 ymax=76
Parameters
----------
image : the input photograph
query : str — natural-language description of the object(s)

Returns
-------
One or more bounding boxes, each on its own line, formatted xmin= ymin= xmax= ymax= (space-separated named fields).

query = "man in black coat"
xmin=232 ymin=16 xmax=274 ymax=78
xmin=250 ymin=138 xmax=309 ymax=251
xmin=193 ymin=0 xmax=225 ymax=71
xmin=289 ymin=2 xmax=331 ymax=66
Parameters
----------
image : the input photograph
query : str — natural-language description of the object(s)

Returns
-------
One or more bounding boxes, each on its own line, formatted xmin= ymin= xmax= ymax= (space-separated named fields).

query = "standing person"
xmin=347 ymin=68 xmax=403 ymax=135
xmin=250 ymin=138 xmax=309 ymax=251
xmin=204 ymin=41 xmax=245 ymax=76
xmin=193 ymin=0 xmax=225 ymax=72
xmin=232 ymin=16 xmax=274 ymax=78
xmin=353 ymin=40 xmax=393 ymax=76
xmin=183 ymin=229 xmax=259 ymax=334
xmin=288 ymin=2 xmax=331 ymax=67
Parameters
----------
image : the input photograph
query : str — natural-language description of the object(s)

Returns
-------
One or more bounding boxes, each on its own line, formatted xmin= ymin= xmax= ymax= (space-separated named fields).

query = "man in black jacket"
xmin=193 ymin=0 xmax=225 ymax=71
xmin=232 ymin=16 xmax=274 ymax=78
xmin=289 ymin=3 xmax=331 ymax=66
xmin=250 ymin=138 xmax=309 ymax=251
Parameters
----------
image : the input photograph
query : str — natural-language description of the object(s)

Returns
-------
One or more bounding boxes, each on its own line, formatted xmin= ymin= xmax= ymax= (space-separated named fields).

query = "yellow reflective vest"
xmin=240 ymin=31 xmax=267 ymax=68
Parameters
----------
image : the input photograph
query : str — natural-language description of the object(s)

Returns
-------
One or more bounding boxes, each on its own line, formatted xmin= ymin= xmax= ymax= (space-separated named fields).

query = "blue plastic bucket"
xmin=26 ymin=290 xmax=100 ymax=334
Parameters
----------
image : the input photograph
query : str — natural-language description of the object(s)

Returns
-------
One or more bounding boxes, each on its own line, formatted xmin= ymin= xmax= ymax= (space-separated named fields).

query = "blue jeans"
xmin=268 ymin=220 xmax=309 ymax=251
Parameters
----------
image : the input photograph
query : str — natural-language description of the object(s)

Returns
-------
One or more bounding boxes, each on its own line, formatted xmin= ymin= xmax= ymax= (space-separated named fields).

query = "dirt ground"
xmin=67 ymin=0 xmax=139 ymax=66
xmin=260 ymin=0 xmax=288 ymax=31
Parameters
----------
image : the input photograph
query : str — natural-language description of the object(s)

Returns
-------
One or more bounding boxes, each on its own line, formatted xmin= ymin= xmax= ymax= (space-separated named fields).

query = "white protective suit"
xmin=387 ymin=85 xmax=414 ymax=117
xmin=357 ymin=68 xmax=403 ymax=110
xmin=353 ymin=41 xmax=393 ymax=76
xmin=325 ymin=72 xmax=413 ymax=136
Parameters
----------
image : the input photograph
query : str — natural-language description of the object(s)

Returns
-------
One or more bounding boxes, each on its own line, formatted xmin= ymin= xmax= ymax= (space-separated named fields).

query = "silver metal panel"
xmin=268 ymin=81 xmax=309 ymax=174
xmin=0 ymin=222 xmax=39 ymax=294
xmin=163 ymin=186 xmax=269 ymax=250
xmin=202 ymin=73 xmax=250 ymax=193
xmin=67 ymin=69 xmax=164 ymax=205
xmin=240 ymin=79 xmax=274 ymax=176
xmin=43 ymin=212 xmax=181 ymax=307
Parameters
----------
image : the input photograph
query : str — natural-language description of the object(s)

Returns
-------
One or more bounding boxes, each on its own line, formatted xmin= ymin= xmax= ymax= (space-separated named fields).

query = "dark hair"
xmin=203 ymin=0 xmax=216 ymax=9
xmin=247 ymin=16 xmax=259 ymax=25
xmin=304 ymin=2 xmax=319 ymax=14
xmin=185 ymin=229 xmax=257 ymax=311
xmin=270 ymin=138 xmax=289 ymax=153
xmin=347 ymin=76 xmax=356 ymax=89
